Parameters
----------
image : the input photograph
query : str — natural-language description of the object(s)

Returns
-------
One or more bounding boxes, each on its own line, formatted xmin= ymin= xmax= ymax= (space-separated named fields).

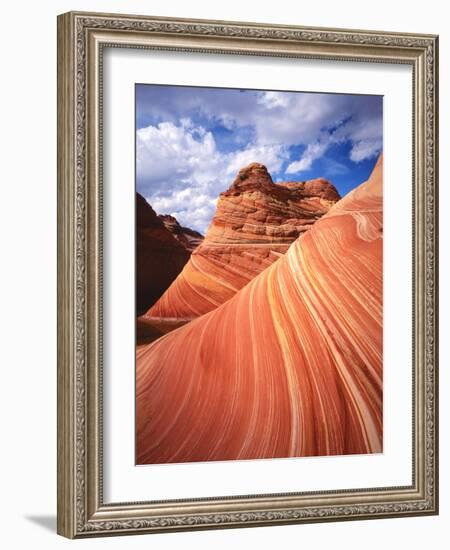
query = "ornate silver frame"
xmin=57 ymin=11 xmax=439 ymax=538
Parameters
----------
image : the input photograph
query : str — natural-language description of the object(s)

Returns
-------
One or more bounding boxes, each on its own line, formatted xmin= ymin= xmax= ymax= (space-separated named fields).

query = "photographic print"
xmin=135 ymin=84 xmax=383 ymax=465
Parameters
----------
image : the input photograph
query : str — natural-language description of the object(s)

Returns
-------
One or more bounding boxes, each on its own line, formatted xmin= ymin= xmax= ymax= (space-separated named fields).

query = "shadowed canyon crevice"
xmin=136 ymin=193 xmax=203 ymax=316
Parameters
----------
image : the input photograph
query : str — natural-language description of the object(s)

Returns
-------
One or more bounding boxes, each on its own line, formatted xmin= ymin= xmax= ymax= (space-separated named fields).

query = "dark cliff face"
xmin=136 ymin=193 xmax=191 ymax=315
xmin=158 ymin=214 xmax=204 ymax=252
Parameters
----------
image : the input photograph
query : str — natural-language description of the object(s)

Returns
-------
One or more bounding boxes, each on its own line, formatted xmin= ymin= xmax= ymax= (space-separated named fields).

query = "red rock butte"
xmin=136 ymin=155 xmax=383 ymax=464
xmin=143 ymin=162 xmax=340 ymax=321
xmin=136 ymin=193 xmax=193 ymax=315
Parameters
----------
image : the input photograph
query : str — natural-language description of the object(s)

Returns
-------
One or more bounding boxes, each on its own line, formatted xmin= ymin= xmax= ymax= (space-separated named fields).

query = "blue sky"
xmin=136 ymin=84 xmax=382 ymax=233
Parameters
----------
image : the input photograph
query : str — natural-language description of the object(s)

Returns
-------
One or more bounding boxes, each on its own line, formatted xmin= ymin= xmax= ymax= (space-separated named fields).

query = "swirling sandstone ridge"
xmin=136 ymin=155 xmax=383 ymax=464
xmin=143 ymin=163 xmax=340 ymax=321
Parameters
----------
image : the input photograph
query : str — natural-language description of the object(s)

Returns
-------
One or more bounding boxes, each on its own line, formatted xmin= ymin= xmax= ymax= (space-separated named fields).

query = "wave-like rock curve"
xmin=136 ymin=155 xmax=383 ymax=464
xmin=144 ymin=163 xmax=340 ymax=321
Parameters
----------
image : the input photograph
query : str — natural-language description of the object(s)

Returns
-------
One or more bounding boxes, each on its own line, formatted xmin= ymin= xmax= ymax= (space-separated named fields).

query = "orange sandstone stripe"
xmin=136 ymin=155 xmax=383 ymax=464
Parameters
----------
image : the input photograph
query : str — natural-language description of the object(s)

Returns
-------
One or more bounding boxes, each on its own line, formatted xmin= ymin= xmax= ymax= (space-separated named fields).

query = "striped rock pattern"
xmin=136 ymin=155 xmax=383 ymax=464
xmin=143 ymin=163 xmax=340 ymax=321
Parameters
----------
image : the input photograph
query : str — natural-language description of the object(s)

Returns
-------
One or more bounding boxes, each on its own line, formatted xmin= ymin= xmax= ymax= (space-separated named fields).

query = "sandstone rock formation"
xmin=143 ymin=163 xmax=340 ymax=321
xmin=136 ymin=155 xmax=383 ymax=464
xmin=136 ymin=193 xmax=191 ymax=315
xmin=158 ymin=214 xmax=204 ymax=252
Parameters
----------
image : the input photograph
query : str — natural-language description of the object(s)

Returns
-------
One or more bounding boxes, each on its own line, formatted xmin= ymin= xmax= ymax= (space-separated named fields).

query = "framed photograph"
xmin=57 ymin=11 xmax=439 ymax=538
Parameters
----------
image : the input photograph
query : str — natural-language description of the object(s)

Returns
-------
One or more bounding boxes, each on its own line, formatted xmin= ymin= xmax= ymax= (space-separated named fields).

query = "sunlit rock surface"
xmin=144 ymin=163 xmax=340 ymax=321
xmin=136 ymin=155 xmax=383 ymax=464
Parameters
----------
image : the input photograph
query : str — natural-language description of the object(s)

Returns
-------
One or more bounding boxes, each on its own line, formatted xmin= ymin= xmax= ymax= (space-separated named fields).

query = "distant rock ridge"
xmin=158 ymin=214 xmax=204 ymax=252
xmin=142 ymin=163 xmax=340 ymax=321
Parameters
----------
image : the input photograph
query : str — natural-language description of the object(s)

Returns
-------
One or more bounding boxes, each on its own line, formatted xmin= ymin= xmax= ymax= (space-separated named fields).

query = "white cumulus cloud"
xmin=349 ymin=139 xmax=383 ymax=162
xmin=286 ymin=141 xmax=329 ymax=174
xmin=136 ymin=86 xmax=383 ymax=231
xmin=137 ymin=122 xmax=288 ymax=233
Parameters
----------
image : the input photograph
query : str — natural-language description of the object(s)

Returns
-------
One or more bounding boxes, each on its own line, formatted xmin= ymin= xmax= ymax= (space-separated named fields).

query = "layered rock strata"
xmin=136 ymin=156 xmax=383 ymax=464
xmin=144 ymin=163 xmax=340 ymax=321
